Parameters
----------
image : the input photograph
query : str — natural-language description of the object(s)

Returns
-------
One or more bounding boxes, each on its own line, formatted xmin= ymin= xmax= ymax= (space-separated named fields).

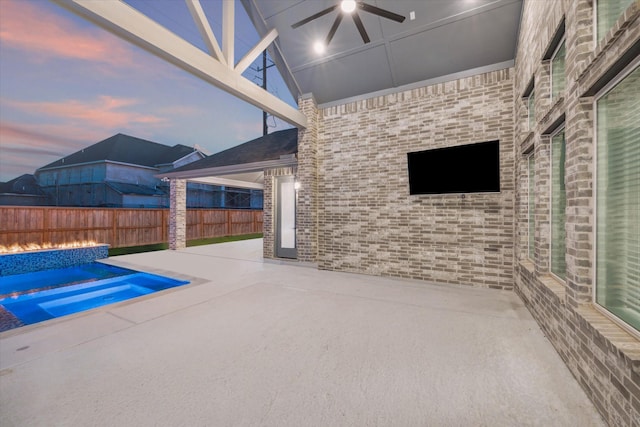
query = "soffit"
xmin=243 ymin=0 xmax=522 ymax=105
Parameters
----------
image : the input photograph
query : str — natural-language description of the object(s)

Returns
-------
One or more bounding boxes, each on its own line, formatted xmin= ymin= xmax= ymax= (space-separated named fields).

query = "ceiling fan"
xmin=291 ymin=0 xmax=406 ymax=51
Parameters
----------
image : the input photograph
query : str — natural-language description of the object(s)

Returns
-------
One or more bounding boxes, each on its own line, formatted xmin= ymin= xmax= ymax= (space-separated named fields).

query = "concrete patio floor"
xmin=0 ymin=238 xmax=604 ymax=426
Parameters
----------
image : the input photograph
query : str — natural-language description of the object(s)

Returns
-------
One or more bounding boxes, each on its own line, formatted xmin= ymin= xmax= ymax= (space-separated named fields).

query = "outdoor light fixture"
xmin=340 ymin=0 xmax=357 ymax=13
xmin=292 ymin=1 xmax=405 ymax=51
xmin=313 ymin=40 xmax=326 ymax=54
xmin=294 ymin=181 xmax=301 ymax=190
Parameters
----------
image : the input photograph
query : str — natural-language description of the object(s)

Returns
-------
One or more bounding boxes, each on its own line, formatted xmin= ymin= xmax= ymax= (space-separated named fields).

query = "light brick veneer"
xmin=169 ymin=178 xmax=186 ymax=250
xmin=317 ymin=69 xmax=515 ymax=289
xmin=263 ymin=166 xmax=296 ymax=259
xmin=296 ymin=95 xmax=319 ymax=264
xmin=514 ymin=1 xmax=640 ymax=425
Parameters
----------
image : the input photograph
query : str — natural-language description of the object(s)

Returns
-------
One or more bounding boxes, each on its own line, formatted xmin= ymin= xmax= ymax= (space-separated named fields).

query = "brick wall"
xmin=296 ymin=96 xmax=319 ymax=264
xmin=169 ymin=178 xmax=186 ymax=250
xmin=317 ymin=69 xmax=515 ymax=289
xmin=514 ymin=0 xmax=640 ymax=425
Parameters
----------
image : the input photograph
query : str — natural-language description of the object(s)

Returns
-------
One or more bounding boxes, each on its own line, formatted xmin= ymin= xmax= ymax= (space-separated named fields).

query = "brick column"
xmin=296 ymin=94 xmax=319 ymax=264
xmin=169 ymin=179 xmax=186 ymax=250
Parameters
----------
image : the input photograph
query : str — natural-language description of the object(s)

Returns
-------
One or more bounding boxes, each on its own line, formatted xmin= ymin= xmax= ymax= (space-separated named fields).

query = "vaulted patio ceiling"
xmin=242 ymin=0 xmax=523 ymax=106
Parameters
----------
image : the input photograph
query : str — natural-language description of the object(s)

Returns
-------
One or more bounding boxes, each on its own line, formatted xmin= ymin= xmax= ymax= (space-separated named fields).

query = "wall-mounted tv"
xmin=407 ymin=140 xmax=500 ymax=195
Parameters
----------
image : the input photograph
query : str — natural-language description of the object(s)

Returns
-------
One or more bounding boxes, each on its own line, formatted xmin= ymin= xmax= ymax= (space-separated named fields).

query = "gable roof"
xmin=38 ymin=133 xmax=198 ymax=171
xmin=169 ymin=128 xmax=298 ymax=174
xmin=0 ymin=174 xmax=44 ymax=195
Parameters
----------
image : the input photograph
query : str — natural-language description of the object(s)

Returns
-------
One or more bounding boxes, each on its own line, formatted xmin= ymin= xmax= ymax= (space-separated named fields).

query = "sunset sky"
xmin=0 ymin=0 xmax=296 ymax=182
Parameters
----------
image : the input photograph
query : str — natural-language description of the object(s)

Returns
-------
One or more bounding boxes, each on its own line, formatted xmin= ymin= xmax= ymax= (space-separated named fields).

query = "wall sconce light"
xmin=294 ymin=181 xmax=301 ymax=191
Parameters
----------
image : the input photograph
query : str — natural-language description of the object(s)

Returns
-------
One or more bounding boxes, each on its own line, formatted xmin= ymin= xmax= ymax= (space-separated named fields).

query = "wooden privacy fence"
xmin=0 ymin=206 xmax=263 ymax=249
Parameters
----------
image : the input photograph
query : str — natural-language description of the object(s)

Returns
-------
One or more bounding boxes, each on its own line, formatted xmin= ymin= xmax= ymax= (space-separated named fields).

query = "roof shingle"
xmin=38 ymin=133 xmax=197 ymax=170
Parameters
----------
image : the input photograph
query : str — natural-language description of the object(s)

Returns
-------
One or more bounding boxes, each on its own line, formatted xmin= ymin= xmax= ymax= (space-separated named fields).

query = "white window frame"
xmin=527 ymin=152 xmax=535 ymax=261
xmin=549 ymin=126 xmax=566 ymax=282
xmin=593 ymin=0 xmax=635 ymax=46
xmin=592 ymin=57 xmax=640 ymax=339
xmin=527 ymin=90 xmax=535 ymax=131
xmin=550 ymin=37 xmax=566 ymax=102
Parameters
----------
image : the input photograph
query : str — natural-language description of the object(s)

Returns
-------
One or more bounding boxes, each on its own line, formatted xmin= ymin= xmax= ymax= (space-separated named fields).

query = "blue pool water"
xmin=0 ymin=262 xmax=188 ymax=328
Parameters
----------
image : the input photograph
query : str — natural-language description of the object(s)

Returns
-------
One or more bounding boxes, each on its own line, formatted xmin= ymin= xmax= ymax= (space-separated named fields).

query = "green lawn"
xmin=108 ymin=233 xmax=263 ymax=256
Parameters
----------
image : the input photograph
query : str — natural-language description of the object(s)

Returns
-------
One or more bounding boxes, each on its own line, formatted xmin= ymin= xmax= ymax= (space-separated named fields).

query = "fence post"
xmin=199 ymin=210 xmax=204 ymax=239
xmin=226 ymin=210 xmax=232 ymax=236
xmin=42 ymin=207 xmax=50 ymax=244
xmin=111 ymin=210 xmax=118 ymax=248
xmin=161 ymin=209 xmax=167 ymax=243
xmin=253 ymin=211 xmax=258 ymax=233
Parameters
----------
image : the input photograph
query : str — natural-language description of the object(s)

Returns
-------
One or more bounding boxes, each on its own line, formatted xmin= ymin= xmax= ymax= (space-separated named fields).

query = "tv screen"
xmin=407 ymin=140 xmax=500 ymax=195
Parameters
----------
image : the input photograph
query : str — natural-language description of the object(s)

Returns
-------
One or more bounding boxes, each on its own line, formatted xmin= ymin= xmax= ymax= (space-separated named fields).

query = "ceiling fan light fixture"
xmin=313 ymin=40 xmax=326 ymax=54
xmin=340 ymin=0 xmax=357 ymax=14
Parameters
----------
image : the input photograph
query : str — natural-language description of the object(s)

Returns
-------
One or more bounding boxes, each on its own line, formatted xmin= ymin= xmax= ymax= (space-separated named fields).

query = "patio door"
xmin=275 ymin=175 xmax=297 ymax=259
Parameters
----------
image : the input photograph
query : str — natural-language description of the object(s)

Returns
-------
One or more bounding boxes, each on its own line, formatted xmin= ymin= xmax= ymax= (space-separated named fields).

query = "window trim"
xmin=593 ymin=0 xmax=635 ymax=46
xmin=527 ymin=90 xmax=536 ymax=131
xmin=550 ymin=37 xmax=566 ymax=102
xmin=592 ymin=57 xmax=640 ymax=339
xmin=527 ymin=152 xmax=535 ymax=261
xmin=549 ymin=126 xmax=566 ymax=282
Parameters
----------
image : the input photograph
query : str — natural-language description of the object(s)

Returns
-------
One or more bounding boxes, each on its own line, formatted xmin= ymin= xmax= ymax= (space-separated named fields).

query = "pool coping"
xmin=0 ymin=259 xmax=209 ymax=339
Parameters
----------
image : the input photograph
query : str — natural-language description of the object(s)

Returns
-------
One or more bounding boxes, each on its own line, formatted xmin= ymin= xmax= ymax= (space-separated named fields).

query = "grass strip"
xmin=108 ymin=233 xmax=263 ymax=256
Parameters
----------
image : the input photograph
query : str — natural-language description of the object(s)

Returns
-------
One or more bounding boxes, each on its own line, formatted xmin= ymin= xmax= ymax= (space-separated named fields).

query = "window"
xmin=528 ymin=154 xmax=535 ymax=260
xmin=595 ymin=64 xmax=639 ymax=332
xmin=596 ymin=0 xmax=634 ymax=41
xmin=550 ymin=129 xmax=566 ymax=279
xmin=551 ymin=40 xmax=566 ymax=101
xmin=528 ymin=91 xmax=536 ymax=131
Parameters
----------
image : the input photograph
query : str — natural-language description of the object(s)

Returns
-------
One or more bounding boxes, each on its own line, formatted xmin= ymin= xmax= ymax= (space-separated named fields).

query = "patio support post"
xmin=169 ymin=179 xmax=187 ymax=250
xmin=296 ymin=94 xmax=319 ymax=263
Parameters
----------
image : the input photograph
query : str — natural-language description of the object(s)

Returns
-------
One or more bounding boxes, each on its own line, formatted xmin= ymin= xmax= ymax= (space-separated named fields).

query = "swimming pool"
xmin=0 ymin=262 xmax=189 ymax=331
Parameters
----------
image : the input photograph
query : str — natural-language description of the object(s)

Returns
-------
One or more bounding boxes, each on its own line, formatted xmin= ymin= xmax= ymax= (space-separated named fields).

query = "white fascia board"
xmin=51 ymin=0 xmax=307 ymax=129
xmin=158 ymin=158 xmax=297 ymax=180
xmin=38 ymin=160 xmax=158 ymax=172
xmin=187 ymin=176 xmax=264 ymax=190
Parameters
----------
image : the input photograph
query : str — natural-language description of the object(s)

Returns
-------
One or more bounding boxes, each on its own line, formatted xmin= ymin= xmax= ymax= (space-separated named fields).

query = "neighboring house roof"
xmin=0 ymin=174 xmax=45 ymax=195
xmin=38 ymin=133 xmax=199 ymax=171
xmin=106 ymin=181 xmax=166 ymax=196
xmin=168 ymin=128 xmax=298 ymax=173
xmin=154 ymin=144 xmax=202 ymax=166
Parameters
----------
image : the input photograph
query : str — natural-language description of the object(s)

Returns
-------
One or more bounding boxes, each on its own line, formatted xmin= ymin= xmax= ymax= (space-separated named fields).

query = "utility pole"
xmin=257 ymin=51 xmax=275 ymax=136
xmin=262 ymin=50 xmax=268 ymax=136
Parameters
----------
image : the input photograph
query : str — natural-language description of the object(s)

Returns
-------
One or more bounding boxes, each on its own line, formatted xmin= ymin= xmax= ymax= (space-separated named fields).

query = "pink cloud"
xmin=0 ymin=0 xmax=134 ymax=67
xmin=4 ymin=96 xmax=167 ymax=130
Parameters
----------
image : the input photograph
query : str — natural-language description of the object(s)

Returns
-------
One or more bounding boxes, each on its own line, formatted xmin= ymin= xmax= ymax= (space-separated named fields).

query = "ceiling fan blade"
xmin=358 ymin=2 xmax=406 ymax=23
xmin=352 ymin=12 xmax=370 ymax=43
xmin=325 ymin=13 xmax=344 ymax=45
xmin=291 ymin=4 xmax=339 ymax=29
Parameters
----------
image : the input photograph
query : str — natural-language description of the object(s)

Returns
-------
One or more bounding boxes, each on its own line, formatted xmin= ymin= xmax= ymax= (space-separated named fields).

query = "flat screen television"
xmin=407 ymin=140 xmax=500 ymax=195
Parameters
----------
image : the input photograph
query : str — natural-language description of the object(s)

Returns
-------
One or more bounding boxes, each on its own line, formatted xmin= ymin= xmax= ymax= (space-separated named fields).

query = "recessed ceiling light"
xmin=313 ymin=40 xmax=326 ymax=54
xmin=340 ymin=0 xmax=357 ymax=14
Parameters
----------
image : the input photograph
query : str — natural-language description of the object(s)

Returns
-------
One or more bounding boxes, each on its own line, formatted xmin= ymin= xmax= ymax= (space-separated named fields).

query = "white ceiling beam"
xmin=187 ymin=176 xmax=264 ymax=190
xmin=184 ymin=0 xmax=226 ymax=65
xmin=222 ymin=0 xmax=234 ymax=66
xmin=235 ymin=28 xmax=278 ymax=74
xmin=50 ymin=0 xmax=307 ymax=129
